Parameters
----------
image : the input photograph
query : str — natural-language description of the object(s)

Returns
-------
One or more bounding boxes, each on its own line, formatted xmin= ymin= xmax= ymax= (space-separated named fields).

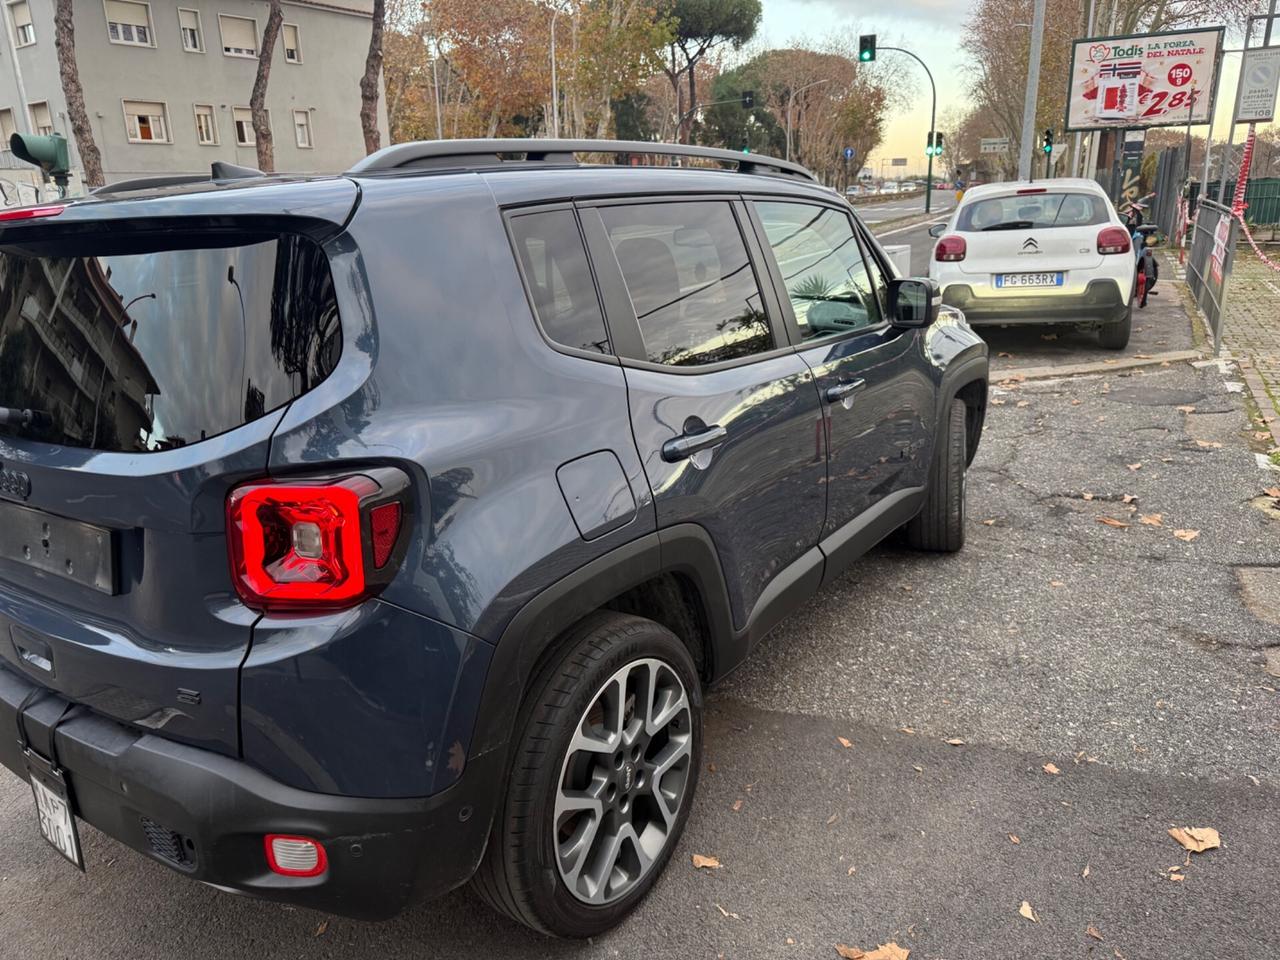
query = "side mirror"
xmin=888 ymin=277 xmax=940 ymax=328
xmin=928 ymin=222 xmax=947 ymax=238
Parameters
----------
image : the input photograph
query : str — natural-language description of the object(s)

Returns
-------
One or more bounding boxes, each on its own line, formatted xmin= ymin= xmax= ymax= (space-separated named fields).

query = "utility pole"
xmin=1017 ymin=0 xmax=1047 ymax=181
xmin=880 ymin=46 xmax=938 ymax=211
xmin=1072 ymin=0 xmax=1096 ymax=177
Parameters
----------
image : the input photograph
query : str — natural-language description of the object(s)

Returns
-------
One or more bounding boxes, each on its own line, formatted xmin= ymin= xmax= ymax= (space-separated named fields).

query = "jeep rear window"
xmin=0 ymin=232 xmax=340 ymax=452
xmin=956 ymin=193 xmax=1110 ymax=232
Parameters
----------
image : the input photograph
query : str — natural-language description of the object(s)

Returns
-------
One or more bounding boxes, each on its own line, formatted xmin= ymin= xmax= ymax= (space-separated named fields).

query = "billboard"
xmin=1065 ymin=27 xmax=1224 ymax=131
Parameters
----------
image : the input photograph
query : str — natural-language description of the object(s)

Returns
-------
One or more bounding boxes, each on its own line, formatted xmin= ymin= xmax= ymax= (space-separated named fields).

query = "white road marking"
xmin=877 ymin=214 xmax=950 ymax=239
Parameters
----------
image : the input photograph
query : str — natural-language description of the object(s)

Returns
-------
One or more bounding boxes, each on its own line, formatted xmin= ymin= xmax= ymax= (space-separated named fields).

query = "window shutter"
xmin=283 ymin=24 xmax=299 ymax=58
xmin=179 ymin=8 xmax=199 ymax=30
xmin=220 ymin=16 xmax=256 ymax=53
xmin=105 ymin=1 xmax=150 ymax=27
xmin=10 ymin=2 xmax=32 ymax=29
xmin=30 ymin=102 xmax=51 ymax=129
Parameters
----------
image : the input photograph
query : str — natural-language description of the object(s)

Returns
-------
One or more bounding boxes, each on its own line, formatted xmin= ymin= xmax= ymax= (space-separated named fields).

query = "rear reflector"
xmin=265 ymin=835 xmax=328 ymax=877
xmin=370 ymin=501 xmax=402 ymax=569
xmin=1097 ymin=226 xmax=1132 ymax=255
xmin=935 ymin=235 xmax=967 ymax=262
xmin=0 ymin=204 xmax=66 ymax=222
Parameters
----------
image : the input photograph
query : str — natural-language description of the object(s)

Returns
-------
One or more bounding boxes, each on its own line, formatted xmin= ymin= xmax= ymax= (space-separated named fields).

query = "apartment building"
xmin=0 ymin=0 xmax=386 ymax=199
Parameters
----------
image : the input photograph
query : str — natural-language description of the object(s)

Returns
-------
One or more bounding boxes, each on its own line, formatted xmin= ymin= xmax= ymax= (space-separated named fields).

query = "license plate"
xmin=995 ymin=272 xmax=1064 ymax=288
xmin=0 ymin=500 xmax=116 ymax=594
xmin=27 ymin=755 xmax=84 ymax=870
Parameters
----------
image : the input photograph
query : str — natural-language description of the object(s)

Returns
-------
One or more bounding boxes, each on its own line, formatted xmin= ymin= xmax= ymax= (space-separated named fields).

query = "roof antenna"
xmin=211 ymin=161 xmax=263 ymax=181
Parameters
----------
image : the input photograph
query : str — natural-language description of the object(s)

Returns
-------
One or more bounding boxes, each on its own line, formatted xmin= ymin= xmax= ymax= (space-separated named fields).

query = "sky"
xmin=752 ymin=0 xmax=1274 ymax=180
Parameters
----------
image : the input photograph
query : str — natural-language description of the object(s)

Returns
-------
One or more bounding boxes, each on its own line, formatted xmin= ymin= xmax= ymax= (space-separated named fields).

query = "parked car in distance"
xmin=0 ymin=139 xmax=988 ymax=938
xmin=898 ymin=180 xmax=922 ymax=192
xmin=927 ymin=177 xmax=1136 ymax=349
xmin=878 ymin=181 xmax=902 ymax=194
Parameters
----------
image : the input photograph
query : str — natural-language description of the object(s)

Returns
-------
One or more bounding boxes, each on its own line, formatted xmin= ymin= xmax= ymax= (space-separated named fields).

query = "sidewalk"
xmin=1221 ymin=251 xmax=1280 ymax=428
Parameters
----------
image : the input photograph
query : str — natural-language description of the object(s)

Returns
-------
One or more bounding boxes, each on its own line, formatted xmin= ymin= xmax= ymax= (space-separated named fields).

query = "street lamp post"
xmin=549 ymin=5 xmax=562 ymax=138
xmin=1016 ymin=0 xmax=1047 ymax=181
xmin=785 ymin=78 xmax=832 ymax=163
xmin=879 ymin=46 xmax=937 ymax=212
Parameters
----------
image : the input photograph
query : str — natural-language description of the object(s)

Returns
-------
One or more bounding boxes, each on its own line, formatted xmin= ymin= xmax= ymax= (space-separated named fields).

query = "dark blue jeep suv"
xmin=0 ymin=140 xmax=987 ymax=937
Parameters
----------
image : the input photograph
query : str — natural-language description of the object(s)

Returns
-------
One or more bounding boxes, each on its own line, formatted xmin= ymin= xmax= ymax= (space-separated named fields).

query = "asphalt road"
xmin=856 ymin=189 xmax=956 ymax=225
xmin=3 ymin=234 xmax=1278 ymax=959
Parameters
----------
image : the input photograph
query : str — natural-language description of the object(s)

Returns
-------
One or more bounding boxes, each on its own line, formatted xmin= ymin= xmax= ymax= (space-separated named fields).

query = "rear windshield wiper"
xmin=0 ymin=407 xmax=52 ymax=430
xmin=982 ymin=221 xmax=1036 ymax=231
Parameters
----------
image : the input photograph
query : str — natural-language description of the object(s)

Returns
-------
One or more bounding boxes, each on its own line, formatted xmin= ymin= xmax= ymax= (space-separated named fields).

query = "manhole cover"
xmin=1105 ymin=388 xmax=1206 ymax=406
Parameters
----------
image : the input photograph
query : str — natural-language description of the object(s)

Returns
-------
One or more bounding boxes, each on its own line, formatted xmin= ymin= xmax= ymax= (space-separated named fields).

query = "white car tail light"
xmin=1097 ymin=226 xmax=1132 ymax=255
xmin=935 ymin=235 xmax=967 ymax=262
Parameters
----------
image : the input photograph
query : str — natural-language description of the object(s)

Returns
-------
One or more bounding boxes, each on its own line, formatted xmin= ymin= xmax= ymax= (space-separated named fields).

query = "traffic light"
xmin=858 ymin=35 xmax=876 ymax=62
xmin=926 ymin=132 xmax=944 ymax=156
xmin=1042 ymin=129 xmax=1053 ymax=155
xmin=741 ymin=90 xmax=755 ymax=109
xmin=10 ymin=132 xmax=71 ymax=192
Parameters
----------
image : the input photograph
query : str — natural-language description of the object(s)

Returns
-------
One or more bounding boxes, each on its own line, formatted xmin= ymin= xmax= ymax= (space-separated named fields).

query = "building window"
xmin=104 ymin=1 xmax=153 ymax=46
xmin=178 ymin=7 xmax=202 ymax=52
xmin=193 ymin=103 xmax=217 ymax=145
xmin=123 ymin=100 xmax=169 ymax=143
xmin=0 ymin=108 xmax=16 ymax=150
xmin=219 ymin=14 xmax=257 ymax=57
xmin=28 ymin=101 xmax=52 ymax=137
xmin=282 ymin=22 xmax=301 ymax=63
xmin=8 ymin=1 xmax=34 ymax=46
xmin=233 ymin=106 xmax=265 ymax=147
xmin=293 ymin=110 xmax=312 ymax=148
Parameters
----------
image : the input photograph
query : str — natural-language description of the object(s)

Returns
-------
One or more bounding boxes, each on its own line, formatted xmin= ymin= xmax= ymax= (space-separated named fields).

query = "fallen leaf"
xmin=1071 ymin=399 xmax=1082 ymax=406
xmin=826 ymin=813 xmax=839 ymax=825
xmin=1104 ymin=358 xmax=1118 ymax=364
xmin=1194 ymin=439 xmax=1222 ymax=449
xmin=1082 ymin=492 xmax=1095 ymax=501
xmin=1082 ymin=863 xmax=1091 ymax=878
xmin=1009 ymin=834 xmax=1021 ymax=844
xmin=982 ymin=518 xmax=998 ymax=525
xmin=835 ymin=946 xmax=863 ymax=959
xmin=708 ymin=762 xmax=717 ymax=773
xmin=945 ymin=737 xmax=966 ymax=746
xmin=912 ymin=764 xmax=923 ymax=773
xmin=1041 ymin=333 xmax=1058 ymax=341
xmin=1168 ymin=826 xmax=1221 ymax=853
xmin=1168 ymin=865 xmax=1182 ymax=872
xmin=1173 ymin=529 xmax=1200 ymax=542
xmin=899 ymin=727 xmax=915 ymax=735
xmin=1127 ymin=462 xmax=1142 ymax=471
xmin=786 ymin=938 xmax=796 ymax=945
xmin=837 ymin=736 xmax=853 ymax=749
xmin=989 ymin=397 xmax=1007 ymax=406
xmin=848 ymin=865 xmax=856 ymax=875
xmin=835 ymin=944 xmax=909 ymax=960
xmin=1135 ymin=353 xmax=1153 ymax=359
xmin=1097 ymin=517 xmax=1130 ymax=528
xmin=1176 ymin=404 xmax=1196 ymax=413
xmin=315 ymin=920 xmax=329 ymax=937
xmin=1264 ymin=487 xmax=1280 ymax=498
xmin=692 ymin=854 xmax=722 ymax=870
xmin=1019 ymin=900 xmax=1039 ymax=922
xmin=1168 ymin=872 xmax=1185 ymax=882
xmin=1087 ymin=925 xmax=1105 ymax=941
xmin=715 ymin=903 xmax=742 ymax=920
xmin=1140 ymin=513 xmax=1163 ymax=526
xmin=1122 ymin=494 xmax=1137 ymax=504
xmin=1016 ymin=400 xmax=1030 ymax=408
xmin=732 ymin=799 xmax=744 ymax=812
xmin=1050 ymin=580 xmax=1065 ymax=587
xmin=1043 ymin=762 xmax=1061 ymax=775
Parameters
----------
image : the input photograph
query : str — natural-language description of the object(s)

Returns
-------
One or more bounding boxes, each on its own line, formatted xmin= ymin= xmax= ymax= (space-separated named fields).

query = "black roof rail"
xmin=347 ymin=138 xmax=819 ymax=183
xmin=91 ymin=161 xmax=265 ymax=197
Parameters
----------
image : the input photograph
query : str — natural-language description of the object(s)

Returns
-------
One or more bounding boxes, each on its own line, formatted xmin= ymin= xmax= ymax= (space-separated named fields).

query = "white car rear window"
xmin=957 ymin=193 xmax=1110 ymax=232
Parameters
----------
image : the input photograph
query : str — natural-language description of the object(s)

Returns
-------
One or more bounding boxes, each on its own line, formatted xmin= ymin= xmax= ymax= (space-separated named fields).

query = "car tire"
xmin=905 ymin=398 xmax=967 ymax=552
xmin=1099 ymin=297 xmax=1133 ymax=350
xmin=472 ymin=611 xmax=703 ymax=938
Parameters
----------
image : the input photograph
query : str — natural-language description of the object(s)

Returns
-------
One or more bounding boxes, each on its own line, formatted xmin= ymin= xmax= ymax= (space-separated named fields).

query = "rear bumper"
xmin=0 ymin=661 xmax=504 ymax=920
xmin=941 ymin=279 xmax=1129 ymax=326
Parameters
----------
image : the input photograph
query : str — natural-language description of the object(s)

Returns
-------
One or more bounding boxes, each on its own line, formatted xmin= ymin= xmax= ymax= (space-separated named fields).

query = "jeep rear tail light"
xmin=1097 ymin=226 xmax=1132 ymax=255
xmin=935 ymin=235 xmax=967 ymax=262
xmin=0 ymin=204 xmax=66 ymax=222
xmin=226 ymin=468 xmax=410 ymax=612
xmin=265 ymin=835 xmax=328 ymax=877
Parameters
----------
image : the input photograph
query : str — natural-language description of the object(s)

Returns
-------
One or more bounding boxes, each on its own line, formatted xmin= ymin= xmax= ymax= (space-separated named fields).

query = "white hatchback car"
xmin=928 ymin=178 xmax=1136 ymax=349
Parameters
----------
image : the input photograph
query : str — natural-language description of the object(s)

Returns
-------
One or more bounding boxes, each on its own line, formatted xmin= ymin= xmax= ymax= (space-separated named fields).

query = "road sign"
xmin=843 ymin=146 xmax=855 ymax=160
xmin=980 ymin=137 xmax=1010 ymax=153
xmin=1235 ymin=47 xmax=1280 ymax=124
xmin=891 ymin=157 xmax=908 ymax=166
xmin=1050 ymin=143 xmax=1067 ymax=164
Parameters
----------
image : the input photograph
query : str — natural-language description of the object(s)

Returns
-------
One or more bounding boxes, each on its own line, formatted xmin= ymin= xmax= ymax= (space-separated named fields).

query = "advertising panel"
xmin=1066 ymin=27 xmax=1224 ymax=131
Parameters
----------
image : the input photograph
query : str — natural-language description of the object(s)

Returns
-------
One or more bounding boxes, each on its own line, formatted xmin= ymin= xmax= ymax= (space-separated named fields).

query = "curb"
xmin=995 ymin=349 xmax=1204 ymax=382
xmin=1238 ymin=363 xmax=1280 ymax=447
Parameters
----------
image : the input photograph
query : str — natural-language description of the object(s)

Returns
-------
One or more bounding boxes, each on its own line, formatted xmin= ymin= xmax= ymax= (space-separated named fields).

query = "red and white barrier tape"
xmin=1235 ymin=212 xmax=1280 ymax=273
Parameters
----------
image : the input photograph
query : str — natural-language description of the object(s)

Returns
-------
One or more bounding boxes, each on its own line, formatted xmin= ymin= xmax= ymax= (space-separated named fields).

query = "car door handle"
xmin=824 ymin=379 xmax=866 ymax=404
xmin=661 ymin=424 xmax=728 ymax=462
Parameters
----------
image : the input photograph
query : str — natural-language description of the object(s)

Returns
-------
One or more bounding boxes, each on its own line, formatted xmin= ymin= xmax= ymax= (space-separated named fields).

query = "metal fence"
xmin=1151 ymin=146 xmax=1187 ymax=239
xmin=1185 ymin=198 xmax=1239 ymax=356
xmin=1190 ymin=177 xmax=1280 ymax=227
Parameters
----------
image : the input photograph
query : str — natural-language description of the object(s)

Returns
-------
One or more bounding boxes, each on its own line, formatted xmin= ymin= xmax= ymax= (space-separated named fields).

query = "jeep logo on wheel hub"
xmin=622 ymin=761 xmax=636 ymax=792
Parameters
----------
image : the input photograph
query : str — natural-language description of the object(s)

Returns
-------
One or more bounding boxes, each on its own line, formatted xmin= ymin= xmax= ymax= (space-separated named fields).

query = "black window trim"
xmin=742 ymin=193 xmax=896 ymax=350
xmin=577 ymin=194 xmax=794 ymax=377
xmin=500 ymin=201 xmax=621 ymax=366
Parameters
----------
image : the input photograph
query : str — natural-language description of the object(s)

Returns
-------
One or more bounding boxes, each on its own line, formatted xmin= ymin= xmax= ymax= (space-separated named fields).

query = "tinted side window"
xmin=599 ymin=201 xmax=772 ymax=367
xmin=755 ymin=201 xmax=884 ymax=340
xmin=509 ymin=209 xmax=610 ymax=355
